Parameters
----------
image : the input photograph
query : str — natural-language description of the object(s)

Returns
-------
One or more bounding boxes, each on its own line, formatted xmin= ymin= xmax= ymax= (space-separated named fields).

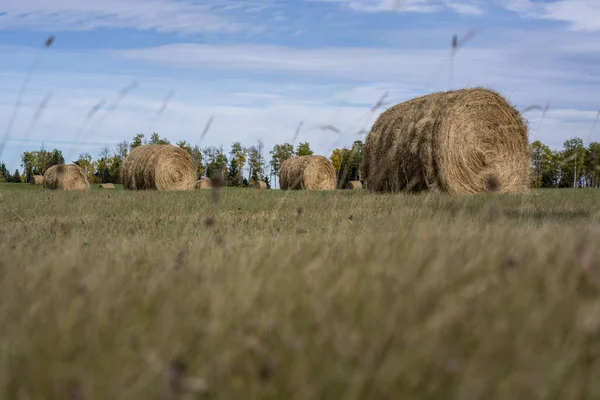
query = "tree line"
xmin=1 ymin=134 xmax=598 ymax=189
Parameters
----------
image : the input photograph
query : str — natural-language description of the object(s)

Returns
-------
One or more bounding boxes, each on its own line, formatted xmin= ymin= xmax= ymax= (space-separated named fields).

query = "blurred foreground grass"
xmin=1 ymin=185 xmax=600 ymax=399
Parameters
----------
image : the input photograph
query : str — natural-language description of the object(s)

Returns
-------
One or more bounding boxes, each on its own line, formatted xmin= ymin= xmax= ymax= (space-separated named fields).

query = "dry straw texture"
xmin=43 ymin=164 xmax=90 ymax=191
xmin=252 ymin=181 xmax=268 ymax=189
xmin=99 ymin=183 xmax=115 ymax=189
xmin=362 ymin=87 xmax=530 ymax=194
xmin=29 ymin=175 xmax=43 ymax=185
xmin=196 ymin=177 xmax=212 ymax=189
xmin=121 ymin=145 xmax=196 ymax=191
xmin=345 ymin=181 xmax=363 ymax=190
xmin=279 ymin=155 xmax=336 ymax=190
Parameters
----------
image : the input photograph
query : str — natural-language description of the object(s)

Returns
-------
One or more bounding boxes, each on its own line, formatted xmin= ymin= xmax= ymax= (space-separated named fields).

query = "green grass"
xmin=1 ymin=186 xmax=600 ymax=399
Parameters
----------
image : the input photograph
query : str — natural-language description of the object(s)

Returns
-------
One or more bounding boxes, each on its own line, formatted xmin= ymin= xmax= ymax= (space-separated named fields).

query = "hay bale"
xmin=361 ymin=87 xmax=530 ymax=194
xmin=99 ymin=183 xmax=115 ymax=189
xmin=29 ymin=175 xmax=44 ymax=185
xmin=279 ymin=155 xmax=336 ymax=190
xmin=121 ymin=144 xmax=196 ymax=191
xmin=252 ymin=181 xmax=268 ymax=189
xmin=196 ymin=177 xmax=212 ymax=189
xmin=43 ymin=164 xmax=90 ymax=190
xmin=345 ymin=180 xmax=363 ymax=190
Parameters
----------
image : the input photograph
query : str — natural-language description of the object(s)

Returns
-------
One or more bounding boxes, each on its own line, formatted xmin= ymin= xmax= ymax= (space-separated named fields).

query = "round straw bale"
xmin=99 ymin=183 xmax=115 ymax=189
xmin=121 ymin=144 xmax=196 ymax=191
xmin=361 ymin=87 xmax=530 ymax=194
xmin=252 ymin=181 xmax=268 ymax=189
xmin=279 ymin=155 xmax=336 ymax=190
xmin=196 ymin=177 xmax=212 ymax=189
xmin=29 ymin=175 xmax=44 ymax=185
xmin=345 ymin=180 xmax=363 ymax=190
xmin=43 ymin=164 xmax=90 ymax=190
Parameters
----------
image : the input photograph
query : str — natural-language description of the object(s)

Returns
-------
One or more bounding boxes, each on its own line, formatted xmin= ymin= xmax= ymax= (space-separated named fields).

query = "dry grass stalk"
xmin=43 ymin=164 xmax=90 ymax=190
xmin=29 ymin=175 xmax=43 ymax=185
xmin=252 ymin=181 xmax=268 ymax=189
xmin=362 ymin=87 xmax=530 ymax=194
xmin=121 ymin=145 xmax=196 ymax=191
xmin=99 ymin=183 xmax=115 ymax=189
xmin=196 ymin=177 xmax=212 ymax=190
xmin=345 ymin=181 xmax=363 ymax=190
xmin=279 ymin=155 xmax=336 ymax=190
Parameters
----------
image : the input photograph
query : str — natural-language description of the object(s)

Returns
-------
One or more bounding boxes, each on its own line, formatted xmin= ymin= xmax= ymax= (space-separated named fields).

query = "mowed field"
xmin=1 ymin=183 xmax=600 ymax=399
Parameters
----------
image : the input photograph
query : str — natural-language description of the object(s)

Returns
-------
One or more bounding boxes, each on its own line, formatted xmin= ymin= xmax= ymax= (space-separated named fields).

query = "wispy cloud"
xmin=504 ymin=0 xmax=600 ymax=31
xmin=0 ymin=0 xmax=267 ymax=34
xmin=311 ymin=0 xmax=484 ymax=14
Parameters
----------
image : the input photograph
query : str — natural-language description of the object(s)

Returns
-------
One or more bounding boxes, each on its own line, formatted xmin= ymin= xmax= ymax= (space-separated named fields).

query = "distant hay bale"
xmin=196 ymin=177 xmax=212 ymax=189
xmin=43 ymin=164 xmax=90 ymax=190
xmin=99 ymin=183 xmax=115 ymax=189
xmin=252 ymin=181 xmax=268 ymax=189
xmin=345 ymin=180 xmax=363 ymax=190
xmin=29 ymin=175 xmax=43 ymax=185
xmin=121 ymin=144 xmax=196 ymax=191
xmin=279 ymin=155 xmax=336 ymax=190
xmin=362 ymin=87 xmax=530 ymax=194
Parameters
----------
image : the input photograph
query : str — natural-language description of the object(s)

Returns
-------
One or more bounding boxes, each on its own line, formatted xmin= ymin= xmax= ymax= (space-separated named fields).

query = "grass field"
xmin=1 ymin=183 xmax=600 ymax=399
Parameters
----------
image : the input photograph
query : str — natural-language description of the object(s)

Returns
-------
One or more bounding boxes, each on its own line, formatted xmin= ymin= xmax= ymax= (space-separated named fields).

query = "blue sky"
xmin=1 ymin=0 xmax=600 ymax=174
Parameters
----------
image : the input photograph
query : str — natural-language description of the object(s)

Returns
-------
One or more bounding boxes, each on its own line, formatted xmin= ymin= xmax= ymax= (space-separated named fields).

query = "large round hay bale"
xmin=361 ymin=87 xmax=530 ymax=194
xmin=29 ymin=175 xmax=44 ymax=185
xmin=252 ymin=181 xmax=267 ymax=189
xmin=345 ymin=180 xmax=363 ymax=190
xmin=99 ymin=183 xmax=115 ymax=189
xmin=121 ymin=144 xmax=196 ymax=191
xmin=196 ymin=177 xmax=212 ymax=189
xmin=279 ymin=155 xmax=336 ymax=190
xmin=43 ymin=164 xmax=90 ymax=190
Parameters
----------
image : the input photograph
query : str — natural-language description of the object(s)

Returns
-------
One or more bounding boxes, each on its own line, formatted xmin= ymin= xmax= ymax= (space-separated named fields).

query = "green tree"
xmin=335 ymin=140 xmax=364 ymax=188
xmin=130 ymin=133 xmax=145 ymax=151
xmin=203 ymin=146 xmax=228 ymax=181
xmin=149 ymin=132 xmax=170 ymax=145
xmin=248 ymin=140 xmax=265 ymax=184
xmin=0 ymin=162 xmax=8 ymax=182
xmin=73 ymin=153 xmax=95 ymax=182
xmin=227 ymin=142 xmax=247 ymax=187
xmin=20 ymin=146 xmax=65 ymax=182
xmin=295 ymin=141 xmax=313 ymax=156
xmin=560 ymin=137 xmax=586 ymax=188
xmin=586 ymin=142 xmax=600 ymax=188
xmin=530 ymin=140 xmax=556 ymax=188
xmin=11 ymin=169 xmax=21 ymax=183
xmin=115 ymin=140 xmax=129 ymax=162
xmin=269 ymin=143 xmax=294 ymax=187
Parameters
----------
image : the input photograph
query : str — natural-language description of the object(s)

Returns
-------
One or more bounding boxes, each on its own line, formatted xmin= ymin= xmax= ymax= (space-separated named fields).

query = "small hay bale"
xmin=361 ymin=87 xmax=530 ymax=194
xmin=252 ymin=181 xmax=268 ymax=189
xmin=345 ymin=180 xmax=363 ymax=190
xmin=43 ymin=164 xmax=90 ymax=190
xmin=99 ymin=183 xmax=115 ymax=189
xmin=279 ymin=155 xmax=336 ymax=190
xmin=29 ymin=175 xmax=44 ymax=185
xmin=196 ymin=177 xmax=212 ymax=189
xmin=121 ymin=144 xmax=196 ymax=191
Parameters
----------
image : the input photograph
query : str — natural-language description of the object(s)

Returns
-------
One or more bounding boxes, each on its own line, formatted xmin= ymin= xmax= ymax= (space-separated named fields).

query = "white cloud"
xmin=311 ymin=0 xmax=483 ymax=14
xmin=504 ymin=0 xmax=600 ymax=32
xmin=0 ymin=0 xmax=256 ymax=34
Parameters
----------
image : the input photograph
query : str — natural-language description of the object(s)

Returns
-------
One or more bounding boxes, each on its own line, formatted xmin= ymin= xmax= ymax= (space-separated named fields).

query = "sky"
xmin=1 ymin=0 xmax=600 ymax=175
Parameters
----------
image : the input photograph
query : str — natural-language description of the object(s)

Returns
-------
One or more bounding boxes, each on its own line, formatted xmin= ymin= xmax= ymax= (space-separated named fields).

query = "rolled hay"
xmin=252 ymin=181 xmax=268 ymax=189
xmin=29 ymin=175 xmax=44 ymax=185
xmin=279 ymin=155 xmax=336 ymax=190
xmin=345 ymin=180 xmax=363 ymax=190
xmin=99 ymin=183 xmax=115 ymax=189
xmin=361 ymin=87 xmax=530 ymax=194
xmin=121 ymin=144 xmax=196 ymax=191
xmin=196 ymin=177 xmax=212 ymax=189
xmin=43 ymin=164 xmax=90 ymax=190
